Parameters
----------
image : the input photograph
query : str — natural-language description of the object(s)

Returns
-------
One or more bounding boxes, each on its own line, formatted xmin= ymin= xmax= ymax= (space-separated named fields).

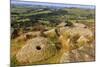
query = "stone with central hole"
xmin=16 ymin=37 xmax=57 ymax=64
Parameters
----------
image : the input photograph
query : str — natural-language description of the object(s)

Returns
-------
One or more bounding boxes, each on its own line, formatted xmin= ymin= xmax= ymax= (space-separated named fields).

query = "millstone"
xmin=16 ymin=37 xmax=57 ymax=64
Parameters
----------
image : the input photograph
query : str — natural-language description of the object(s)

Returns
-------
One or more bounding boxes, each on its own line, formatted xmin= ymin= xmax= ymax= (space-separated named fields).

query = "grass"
xmin=19 ymin=11 xmax=51 ymax=16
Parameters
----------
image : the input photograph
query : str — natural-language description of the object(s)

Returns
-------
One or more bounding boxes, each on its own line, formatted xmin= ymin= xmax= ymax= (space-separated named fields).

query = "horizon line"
xmin=11 ymin=0 xmax=95 ymax=9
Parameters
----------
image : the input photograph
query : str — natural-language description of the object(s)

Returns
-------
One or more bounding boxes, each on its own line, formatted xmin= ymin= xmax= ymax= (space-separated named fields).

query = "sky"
xmin=12 ymin=0 xmax=95 ymax=5
xmin=11 ymin=0 xmax=95 ymax=9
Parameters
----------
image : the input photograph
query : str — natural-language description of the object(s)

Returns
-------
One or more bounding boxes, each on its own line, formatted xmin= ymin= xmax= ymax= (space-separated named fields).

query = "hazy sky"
xmin=11 ymin=0 xmax=95 ymax=9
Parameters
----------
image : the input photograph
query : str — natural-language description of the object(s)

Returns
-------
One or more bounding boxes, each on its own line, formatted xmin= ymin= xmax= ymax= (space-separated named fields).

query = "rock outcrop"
xmin=15 ymin=22 xmax=95 ymax=65
xmin=16 ymin=37 xmax=57 ymax=65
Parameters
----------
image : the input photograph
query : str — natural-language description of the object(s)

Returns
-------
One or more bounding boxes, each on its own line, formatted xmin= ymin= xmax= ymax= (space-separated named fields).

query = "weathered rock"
xmin=16 ymin=37 xmax=57 ymax=65
xmin=59 ymin=26 xmax=93 ymax=37
xmin=43 ymin=29 xmax=57 ymax=38
xmin=73 ymin=23 xmax=87 ymax=28
xmin=14 ymin=23 xmax=95 ymax=65
xmin=57 ymin=22 xmax=68 ymax=27
xmin=60 ymin=43 xmax=95 ymax=63
xmin=60 ymin=52 xmax=70 ymax=63
xmin=57 ymin=23 xmax=95 ymax=63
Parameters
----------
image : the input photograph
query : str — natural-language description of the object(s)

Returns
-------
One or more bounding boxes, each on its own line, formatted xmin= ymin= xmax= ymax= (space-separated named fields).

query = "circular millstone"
xmin=16 ymin=37 xmax=57 ymax=64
